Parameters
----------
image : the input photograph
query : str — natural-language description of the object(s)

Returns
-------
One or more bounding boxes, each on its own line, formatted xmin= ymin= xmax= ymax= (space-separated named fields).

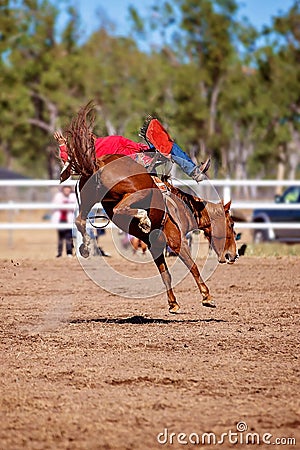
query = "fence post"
xmin=223 ymin=179 xmax=231 ymax=204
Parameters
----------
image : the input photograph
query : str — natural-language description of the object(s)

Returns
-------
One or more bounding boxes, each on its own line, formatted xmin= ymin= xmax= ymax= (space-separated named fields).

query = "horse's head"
xmin=203 ymin=200 xmax=238 ymax=264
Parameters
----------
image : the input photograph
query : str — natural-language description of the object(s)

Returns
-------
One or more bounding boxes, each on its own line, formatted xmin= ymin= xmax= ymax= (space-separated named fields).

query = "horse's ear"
xmin=224 ymin=200 xmax=231 ymax=212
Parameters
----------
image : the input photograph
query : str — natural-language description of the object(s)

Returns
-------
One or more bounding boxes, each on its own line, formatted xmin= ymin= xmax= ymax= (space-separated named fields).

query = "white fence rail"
xmin=1 ymin=179 xmax=300 ymax=187
xmin=0 ymin=179 xmax=300 ymax=232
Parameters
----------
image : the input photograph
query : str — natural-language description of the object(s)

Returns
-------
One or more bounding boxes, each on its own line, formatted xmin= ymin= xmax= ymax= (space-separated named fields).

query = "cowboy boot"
xmin=190 ymin=158 xmax=211 ymax=182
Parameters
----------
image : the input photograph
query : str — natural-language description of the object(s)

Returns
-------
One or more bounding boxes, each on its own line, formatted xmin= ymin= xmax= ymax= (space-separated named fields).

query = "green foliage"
xmin=0 ymin=0 xmax=299 ymax=180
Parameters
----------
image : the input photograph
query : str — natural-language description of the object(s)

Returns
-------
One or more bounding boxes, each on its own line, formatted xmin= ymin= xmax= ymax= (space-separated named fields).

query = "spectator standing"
xmin=51 ymin=186 xmax=76 ymax=257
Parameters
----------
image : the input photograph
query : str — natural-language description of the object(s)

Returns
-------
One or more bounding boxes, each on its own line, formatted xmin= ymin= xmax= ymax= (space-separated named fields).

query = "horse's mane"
xmin=161 ymin=175 xmax=226 ymax=225
xmin=161 ymin=175 xmax=208 ymax=222
xmin=65 ymin=101 xmax=98 ymax=177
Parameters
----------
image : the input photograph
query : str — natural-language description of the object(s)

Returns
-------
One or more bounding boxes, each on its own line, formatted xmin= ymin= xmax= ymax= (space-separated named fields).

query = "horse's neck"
xmin=203 ymin=202 xmax=224 ymax=227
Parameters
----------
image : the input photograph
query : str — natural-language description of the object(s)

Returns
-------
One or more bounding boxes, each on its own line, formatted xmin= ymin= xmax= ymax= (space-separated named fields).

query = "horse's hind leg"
xmin=113 ymin=192 xmax=152 ymax=233
xmin=150 ymin=250 xmax=180 ymax=313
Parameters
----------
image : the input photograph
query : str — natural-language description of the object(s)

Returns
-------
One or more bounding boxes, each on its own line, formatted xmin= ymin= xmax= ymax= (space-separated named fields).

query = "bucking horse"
xmin=60 ymin=103 xmax=238 ymax=313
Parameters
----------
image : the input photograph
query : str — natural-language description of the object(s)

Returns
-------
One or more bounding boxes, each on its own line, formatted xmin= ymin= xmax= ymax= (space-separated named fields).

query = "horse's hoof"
xmin=202 ymin=299 xmax=216 ymax=308
xmin=169 ymin=304 xmax=180 ymax=314
xmin=79 ymin=244 xmax=90 ymax=258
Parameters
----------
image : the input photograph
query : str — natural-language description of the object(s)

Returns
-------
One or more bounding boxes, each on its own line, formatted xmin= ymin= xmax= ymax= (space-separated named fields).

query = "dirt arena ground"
xmin=0 ymin=230 xmax=299 ymax=449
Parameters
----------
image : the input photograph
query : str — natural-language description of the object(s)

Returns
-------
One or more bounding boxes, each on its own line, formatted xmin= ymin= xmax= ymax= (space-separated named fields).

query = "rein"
xmin=88 ymin=214 xmax=111 ymax=229
xmin=75 ymin=175 xmax=111 ymax=229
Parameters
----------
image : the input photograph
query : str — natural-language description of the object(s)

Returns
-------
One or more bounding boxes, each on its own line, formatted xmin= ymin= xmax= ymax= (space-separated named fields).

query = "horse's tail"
xmin=65 ymin=101 xmax=98 ymax=177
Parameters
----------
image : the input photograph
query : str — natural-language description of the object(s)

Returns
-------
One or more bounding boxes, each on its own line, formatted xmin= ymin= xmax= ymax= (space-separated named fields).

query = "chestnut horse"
xmin=65 ymin=104 xmax=238 ymax=313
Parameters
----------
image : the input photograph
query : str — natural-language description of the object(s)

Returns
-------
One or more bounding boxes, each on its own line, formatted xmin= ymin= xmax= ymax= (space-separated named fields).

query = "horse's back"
xmin=97 ymin=154 xmax=157 ymax=191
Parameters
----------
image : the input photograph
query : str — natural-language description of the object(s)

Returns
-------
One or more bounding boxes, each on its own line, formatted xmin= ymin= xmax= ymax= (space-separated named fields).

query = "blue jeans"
xmin=170 ymin=143 xmax=196 ymax=176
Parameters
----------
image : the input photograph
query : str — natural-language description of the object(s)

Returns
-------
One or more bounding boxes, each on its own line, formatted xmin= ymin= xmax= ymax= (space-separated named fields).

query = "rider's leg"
xmin=170 ymin=143 xmax=197 ymax=176
xmin=170 ymin=143 xmax=210 ymax=181
xmin=139 ymin=116 xmax=210 ymax=182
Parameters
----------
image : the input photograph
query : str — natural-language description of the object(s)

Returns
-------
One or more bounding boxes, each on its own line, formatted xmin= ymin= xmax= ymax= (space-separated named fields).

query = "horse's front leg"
xmin=166 ymin=223 xmax=215 ymax=308
xmin=150 ymin=251 xmax=180 ymax=313
xmin=180 ymin=244 xmax=215 ymax=307
xmin=74 ymin=175 xmax=100 ymax=258
xmin=75 ymin=210 xmax=92 ymax=258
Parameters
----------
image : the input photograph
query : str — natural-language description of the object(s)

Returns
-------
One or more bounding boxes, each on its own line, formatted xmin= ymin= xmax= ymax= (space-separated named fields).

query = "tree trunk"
xmin=220 ymin=145 xmax=228 ymax=178
xmin=276 ymin=145 xmax=286 ymax=196
xmin=289 ymin=151 xmax=299 ymax=180
xmin=288 ymin=124 xmax=300 ymax=181
xmin=2 ymin=141 xmax=12 ymax=169
xmin=208 ymin=77 xmax=223 ymax=137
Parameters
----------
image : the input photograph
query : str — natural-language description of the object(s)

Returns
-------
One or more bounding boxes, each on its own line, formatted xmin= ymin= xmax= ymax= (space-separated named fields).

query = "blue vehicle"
xmin=252 ymin=186 xmax=300 ymax=243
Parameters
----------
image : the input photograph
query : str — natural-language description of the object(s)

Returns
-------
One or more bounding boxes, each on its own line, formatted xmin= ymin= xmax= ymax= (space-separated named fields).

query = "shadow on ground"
xmin=69 ymin=315 xmax=227 ymax=325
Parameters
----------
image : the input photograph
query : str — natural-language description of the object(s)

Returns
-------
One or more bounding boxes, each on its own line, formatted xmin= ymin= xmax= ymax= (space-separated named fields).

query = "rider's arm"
xmin=53 ymin=131 xmax=68 ymax=163
xmin=59 ymin=144 xmax=68 ymax=163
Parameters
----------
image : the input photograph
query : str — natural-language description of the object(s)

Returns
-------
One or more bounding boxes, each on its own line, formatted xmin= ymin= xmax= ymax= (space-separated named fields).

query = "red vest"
xmin=95 ymin=136 xmax=148 ymax=158
xmin=59 ymin=135 xmax=149 ymax=163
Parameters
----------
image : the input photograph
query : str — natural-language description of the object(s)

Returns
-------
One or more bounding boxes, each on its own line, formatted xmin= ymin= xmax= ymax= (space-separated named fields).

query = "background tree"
xmin=0 ymin=0 xmax=299 ymax=182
